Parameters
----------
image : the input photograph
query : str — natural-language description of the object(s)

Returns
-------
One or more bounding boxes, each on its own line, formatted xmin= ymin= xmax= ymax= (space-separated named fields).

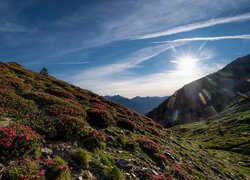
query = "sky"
xmin=0 ymin=0 xmax=250 ymax=98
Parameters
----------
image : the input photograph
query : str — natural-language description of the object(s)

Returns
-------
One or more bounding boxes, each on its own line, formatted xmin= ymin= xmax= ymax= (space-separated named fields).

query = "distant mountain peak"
xmin=105 ymin=95 xmax=168 ymax=115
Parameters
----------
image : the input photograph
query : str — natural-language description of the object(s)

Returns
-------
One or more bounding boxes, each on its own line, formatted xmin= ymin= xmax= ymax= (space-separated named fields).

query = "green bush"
xmin=72 ymin=148 xmax=90 ymax=169
xmin=5 ymin=161 xmax=45 ymax=179
xmin=45 ymin=156 xmax=71 ymax=180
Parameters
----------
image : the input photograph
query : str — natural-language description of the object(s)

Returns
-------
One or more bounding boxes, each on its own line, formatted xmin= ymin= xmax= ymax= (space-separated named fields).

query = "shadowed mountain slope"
xmin=147 ymin=54 xmax=250 ymax=127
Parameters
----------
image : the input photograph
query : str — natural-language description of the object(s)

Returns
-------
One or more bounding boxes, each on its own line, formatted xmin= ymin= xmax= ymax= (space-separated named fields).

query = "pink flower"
xmin=25 ymin=133 xmax=31 ymax=141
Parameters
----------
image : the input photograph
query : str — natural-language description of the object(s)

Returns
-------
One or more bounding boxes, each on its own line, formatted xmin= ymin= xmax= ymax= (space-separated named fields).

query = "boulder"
xmin=116 ymin=159 xmax=133 ymax=171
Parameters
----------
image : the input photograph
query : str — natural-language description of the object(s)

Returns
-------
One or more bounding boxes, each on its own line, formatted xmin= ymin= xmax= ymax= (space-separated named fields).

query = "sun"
xmin=175 ymin=55 xmax=198 ymax=75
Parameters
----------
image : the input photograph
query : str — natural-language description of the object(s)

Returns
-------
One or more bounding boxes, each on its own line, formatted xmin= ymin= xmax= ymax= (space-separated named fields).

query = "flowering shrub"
xmin=45 ymin=104 xmax=84 ymax=117
xmin=0 ymin=123 xmax=43 ymax=158
xmin=0 ymin=64 xmax=9 ymax=74
xmin=0 ymin=89 xmax=38 ymax=119
xmin=45 ymin=156 xmax=71 ymax=179
xmin=137 ymin=136 xmax=161 ymax=154
xmin=48 ymin=88 xmax=76 ymax=100
xmin=117 ymin=118 xmax=137 ymax=131
xmin=82 ymin=129 xmax=106 ymax=151
xmin=87 ymin=108 xmax=115 ymax=128
xmin=3 ymin=75 xmax=32 ymax=92
xmin=146 ymin=126 xmax=161 ymax=136
xmin=55 ymin=116 xmax=88 ymax=140
xmin=24 ymin=92 xmax=67 ymax=106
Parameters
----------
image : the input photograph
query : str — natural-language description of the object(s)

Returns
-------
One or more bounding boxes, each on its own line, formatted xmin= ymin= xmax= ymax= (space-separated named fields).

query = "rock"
xmin=116 ymin=159 xmax=133 ymax=171
xmin=238 ymin=161 xmax=246 ymax=166
xmin=48 ymin=131 xmax=58 ymax=139
xmin=81 ymin=170 xmax=94 ymax=180
xmin=164 ymin=151 xmax=176 ymax=161
xmin=41 ymin=148 xmax=53 ymax=155
xmin=0 ymin=118 xmax=11 ymax=127
xmin=211 ymin=165 xmax=221 ymax=174
xmin=0 ymin=163 xmax=5 ymax=179
xmin=151 ymin=169 xmax=159 ymax=176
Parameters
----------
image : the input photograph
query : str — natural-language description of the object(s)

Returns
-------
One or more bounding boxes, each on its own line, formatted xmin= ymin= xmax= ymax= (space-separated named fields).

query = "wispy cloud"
xmin=70 ymin=44 xmax=222 ymax=98
xmin=22 ymin=61 xmax=89 ymax=65
xmin=72 ymin=42 xmax=184 ymax=82
xmin=155 ymin=34 xmax=250 ymax=44
xmin=134 ymin=13 xmax=250 ymax=40
xmin=74 ymin=58 xmax=225 ymax=98
xmin=0 ymin=21 xmax=30 ymax=32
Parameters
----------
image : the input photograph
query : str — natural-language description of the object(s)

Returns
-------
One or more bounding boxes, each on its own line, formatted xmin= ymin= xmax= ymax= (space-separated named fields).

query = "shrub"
xmin=82 ymin=129 xmax=106 ymax=152
xmin=6 ymin=161 xmax=45 ymax=179
xmin=117 ymin=118 xmax=136 ymax=131
xmin=55 ymin=116 xmax=88 ymax=140
xmin=48 ymin=88 xmax=76 ymax=100
xmin=71 ymin=148 xmax=90 ymax=169
xmin=45 ymin=156 xmax=71 ymax=180
xmin=137 ymin=137 xmax=160 ymax=154
xmin=3 ymin=75 xmax=32 ymax=93
xmin=45 ymin=104 xmax=85 ymax=117
xmin=0 ymin=89 xmax=38 ymax=119
xmin=87 ymin=108 xmax=115 ymax=128
xmin=24 ymin=115 xmax=57 ymax=138
xmin=146 ymin=126 xmax=161 ymax=136
xmin=0 ymin=123 xmax=43 ymax=159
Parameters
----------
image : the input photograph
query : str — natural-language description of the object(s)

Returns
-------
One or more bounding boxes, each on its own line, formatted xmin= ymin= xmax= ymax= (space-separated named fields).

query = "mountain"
xmin=0 ymin=62 xmax=249 ymax=179
xmin=147 ymin=54 xmax=250 ymax=127
xmin=105 ymin=95 xmax=168 ymax=115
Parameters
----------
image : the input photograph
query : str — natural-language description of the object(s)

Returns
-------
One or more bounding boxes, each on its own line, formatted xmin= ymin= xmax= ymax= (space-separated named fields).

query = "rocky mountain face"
xmin=105 ymin=95 xmax=168 ymax=115
xmin=147 ymin=55 xmax=250 ymax=127
xmin=0 ymin=62 xmax=249 ymax=179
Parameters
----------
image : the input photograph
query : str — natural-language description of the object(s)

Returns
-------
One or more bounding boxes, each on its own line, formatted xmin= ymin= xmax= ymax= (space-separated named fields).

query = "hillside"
xmin=172 ymin=94 xmax=250 ymax=177
xmin=105 ymin=95 xmax=167 ymax=115
xmin=147 ymin=54 xmax=250 ymax=127
xmin=0 ymin=62 xmax=249 ymax=179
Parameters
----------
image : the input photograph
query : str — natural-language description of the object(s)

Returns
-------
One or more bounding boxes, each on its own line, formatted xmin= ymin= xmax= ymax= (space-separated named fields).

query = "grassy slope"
xmin=0 ymin=62 xmax=249 ymax=179
xmin=172 ymin=96 xmax=250 ymax=179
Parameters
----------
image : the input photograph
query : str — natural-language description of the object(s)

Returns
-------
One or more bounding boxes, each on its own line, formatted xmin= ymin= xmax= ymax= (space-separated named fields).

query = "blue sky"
xmin=1 ymin=0 xmax=250 ymax=97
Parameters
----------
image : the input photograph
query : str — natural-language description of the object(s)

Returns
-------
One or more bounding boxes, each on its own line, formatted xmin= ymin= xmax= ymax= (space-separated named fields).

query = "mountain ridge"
xmin=105 ymin=95 xmax=168 ymax=115
xmin=147 ymin=54 xmax=250 ymax=126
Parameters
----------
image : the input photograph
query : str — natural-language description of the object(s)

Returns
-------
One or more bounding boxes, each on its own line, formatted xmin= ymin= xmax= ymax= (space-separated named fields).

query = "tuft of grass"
xmin=71 ymin=148 xmax=91 ymax=169
xmin=103 ymin=166 xmax=125 ymax=180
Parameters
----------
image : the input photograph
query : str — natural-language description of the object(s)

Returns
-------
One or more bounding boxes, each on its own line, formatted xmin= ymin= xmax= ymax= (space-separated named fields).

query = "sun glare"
xmin=175 ymin=55 xmax=198 ymax=75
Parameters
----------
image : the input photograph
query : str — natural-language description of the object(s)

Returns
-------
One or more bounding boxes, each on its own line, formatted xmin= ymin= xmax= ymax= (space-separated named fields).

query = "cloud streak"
xmin=134 ymin=13 xmax=250 ymax=40
xmin=22 ymin=61 xmax=89 ymax=65
xmin=155 ymin=34 xmax=250 ymax=43
xmin=72 ymin=42 xmax=184 ymax=82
